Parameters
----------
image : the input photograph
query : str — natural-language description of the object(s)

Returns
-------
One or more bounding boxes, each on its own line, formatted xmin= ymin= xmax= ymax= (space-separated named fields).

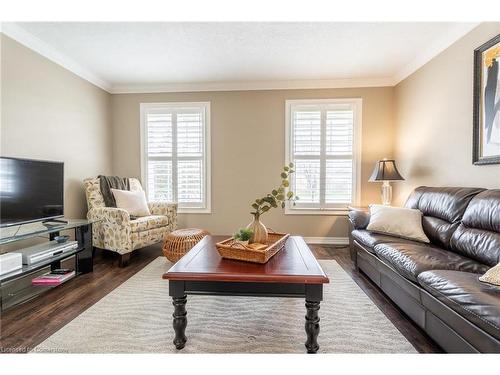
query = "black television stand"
xmin=0 ymin=219 xmax=94 ymax=311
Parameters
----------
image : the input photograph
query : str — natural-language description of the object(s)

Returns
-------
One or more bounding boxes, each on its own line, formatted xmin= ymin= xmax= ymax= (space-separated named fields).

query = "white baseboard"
xmin=303 ymin=237 xmax=349 ymax=245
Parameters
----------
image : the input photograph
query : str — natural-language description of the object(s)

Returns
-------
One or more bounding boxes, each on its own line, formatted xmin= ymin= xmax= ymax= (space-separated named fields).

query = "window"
xmin=141 ymin=102 xmax=211 ymax=213
xmin=285 ymin=99 xmax=361 ymax=214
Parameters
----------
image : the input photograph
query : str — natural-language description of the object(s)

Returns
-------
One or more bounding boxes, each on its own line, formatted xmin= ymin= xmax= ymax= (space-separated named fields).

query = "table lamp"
xmin=369 ymin=159 xmax=405 ymax=205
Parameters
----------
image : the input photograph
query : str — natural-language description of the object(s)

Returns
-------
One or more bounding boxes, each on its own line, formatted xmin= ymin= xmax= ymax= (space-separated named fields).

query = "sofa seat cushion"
xmin=130 ymin=215 xmax=170 ymax=232
xmin=373 ymin=242 xmax=489 ymax=283
xmin=351 ymin=230 xmax=417 ymax=252
xmin=418 ymin=270 xmax=500 ymax=340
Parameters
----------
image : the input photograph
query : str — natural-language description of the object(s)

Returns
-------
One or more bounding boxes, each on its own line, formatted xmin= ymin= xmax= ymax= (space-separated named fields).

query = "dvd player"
xmin=19 ymin=240 xmax=79 ymax=265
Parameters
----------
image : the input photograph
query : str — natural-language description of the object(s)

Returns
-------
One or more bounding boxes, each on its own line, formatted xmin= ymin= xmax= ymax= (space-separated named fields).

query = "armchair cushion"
xmin=130 ymin=215 xmax=170 ymax=232
xmin=111 ymin=188 xmax=151 ymax=217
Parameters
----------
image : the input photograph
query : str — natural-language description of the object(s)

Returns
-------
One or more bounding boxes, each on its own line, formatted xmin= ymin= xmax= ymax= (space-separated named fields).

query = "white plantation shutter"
xmin=176 ymin=111 xmax=204 ymax=206
xmin=294 ymin=160 xmax=321 ymax=203
xmin=177 ymin=160 xmax=203 ymax=203
xmin=146 ymin=113 xmax=173 ymax=202
xmin=325 ymin=109 xmax=353 ymax=203
xmin=286 ymin=99 xmax=361 ymax=212
xmin=142 ymin=102 xmax=211 ymax=212
xmin=293 ymin=110 xmax=321 ymax=155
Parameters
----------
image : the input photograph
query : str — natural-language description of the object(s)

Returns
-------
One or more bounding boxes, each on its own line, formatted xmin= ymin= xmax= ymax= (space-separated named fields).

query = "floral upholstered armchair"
xmin=83 ymin=177 xmax=177 ymax=266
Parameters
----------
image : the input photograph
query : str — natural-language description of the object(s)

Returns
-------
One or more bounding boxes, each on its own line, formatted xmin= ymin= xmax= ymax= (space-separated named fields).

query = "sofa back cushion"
xmin=405 ymin=186 xmax=485 ymax=249
xmin=450 ymin=190 xmax=500 ymax=266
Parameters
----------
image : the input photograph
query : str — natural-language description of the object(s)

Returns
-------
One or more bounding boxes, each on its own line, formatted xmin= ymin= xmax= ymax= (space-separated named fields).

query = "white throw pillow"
xmin=366 ymin=204 xmax=430 ymax=243
xmin=111 ymin=188 xmax=151 ymax=217
xmin=479 ymin=263 xmax=500 ymax=286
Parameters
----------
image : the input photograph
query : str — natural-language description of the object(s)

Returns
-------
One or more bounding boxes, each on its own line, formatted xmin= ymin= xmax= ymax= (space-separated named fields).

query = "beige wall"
xmin=1 ymin=35 xmax=113 ymax=219
xmin=111 ymin=88 xmax=394 ymax=237
xmin=394 ymin=23 xmax=500 ymax=204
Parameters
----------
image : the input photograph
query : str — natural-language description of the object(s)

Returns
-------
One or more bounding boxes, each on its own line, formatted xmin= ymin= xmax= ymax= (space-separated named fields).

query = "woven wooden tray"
xmin=216 ymin=231 xmax=290 ymax=264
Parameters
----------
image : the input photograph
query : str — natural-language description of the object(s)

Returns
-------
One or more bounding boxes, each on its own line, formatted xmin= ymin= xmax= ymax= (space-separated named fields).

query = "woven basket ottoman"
xmin=162 ymin=228 xmax=210 ymax=262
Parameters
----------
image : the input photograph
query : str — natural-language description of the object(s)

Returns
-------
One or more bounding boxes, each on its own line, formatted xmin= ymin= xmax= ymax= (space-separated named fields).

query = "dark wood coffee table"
xmin=162 ymin=235 xmax=330 ymax=353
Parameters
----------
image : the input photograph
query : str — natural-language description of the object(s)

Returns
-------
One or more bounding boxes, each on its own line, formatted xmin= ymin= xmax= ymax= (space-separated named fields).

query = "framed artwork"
xmin=473 ymin=33 xmax=500 ymax=165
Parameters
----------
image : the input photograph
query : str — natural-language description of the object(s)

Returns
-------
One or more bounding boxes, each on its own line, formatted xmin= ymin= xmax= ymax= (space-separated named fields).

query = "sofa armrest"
xmin=87 ymin=207 xmax=130 ymax=225
xmin=348 ymin=210 xmax=371 ymax=230
xmin=148 ymin=202 xmax=178 ymax=230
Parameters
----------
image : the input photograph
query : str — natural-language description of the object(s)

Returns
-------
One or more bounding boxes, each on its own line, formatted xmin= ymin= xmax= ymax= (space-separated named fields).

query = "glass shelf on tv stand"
xmin=0 ymin=246 xmax=83 ymax=283
xmin=0 ymin=219 xmax=98 ymax=246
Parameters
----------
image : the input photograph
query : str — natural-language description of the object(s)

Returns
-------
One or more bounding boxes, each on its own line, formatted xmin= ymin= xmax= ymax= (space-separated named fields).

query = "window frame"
xmin=284 ymin=98 xmax=362 ymax=215
xmin=140 ymin=101 xmax=211 ymax=214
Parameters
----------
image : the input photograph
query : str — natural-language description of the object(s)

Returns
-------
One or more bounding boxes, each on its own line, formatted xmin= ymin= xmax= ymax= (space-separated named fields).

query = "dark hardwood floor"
xmin=0 ymin=238 xmax=442 ymax=353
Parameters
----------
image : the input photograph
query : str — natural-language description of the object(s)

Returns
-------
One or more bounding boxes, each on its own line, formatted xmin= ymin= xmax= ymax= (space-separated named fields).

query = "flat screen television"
xmin=0 ymin=157 xmax=64 ymax=227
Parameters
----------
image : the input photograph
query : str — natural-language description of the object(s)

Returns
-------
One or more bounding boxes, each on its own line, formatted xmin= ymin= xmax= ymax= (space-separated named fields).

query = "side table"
xmin=162 ymin=228 xmax=210 ymax=262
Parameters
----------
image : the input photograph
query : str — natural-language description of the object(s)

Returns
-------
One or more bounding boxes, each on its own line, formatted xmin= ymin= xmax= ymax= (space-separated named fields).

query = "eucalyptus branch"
xmin=250 ymin=163 xmax=300 ymax=217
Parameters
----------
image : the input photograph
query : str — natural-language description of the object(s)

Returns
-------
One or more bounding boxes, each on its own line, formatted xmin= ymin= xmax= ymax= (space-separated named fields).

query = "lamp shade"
xmin=369 ymin=159 xmax=404 ymax=181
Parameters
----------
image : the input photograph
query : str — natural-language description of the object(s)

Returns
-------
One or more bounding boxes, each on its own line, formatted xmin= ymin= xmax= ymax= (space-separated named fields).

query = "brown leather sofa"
xmin=349 ymin=187 xmax=500 ymax=353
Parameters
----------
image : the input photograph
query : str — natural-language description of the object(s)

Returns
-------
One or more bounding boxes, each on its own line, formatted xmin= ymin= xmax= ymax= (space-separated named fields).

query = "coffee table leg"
xmin=305 ymin=300 xmax=320 ymax=353
xmin=172 ymin=295 xmax=187 ymax=350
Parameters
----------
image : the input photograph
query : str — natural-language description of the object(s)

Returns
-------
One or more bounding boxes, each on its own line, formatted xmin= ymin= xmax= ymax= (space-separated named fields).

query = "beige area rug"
xmin=33 ymin=258 xmax=417 ymax=353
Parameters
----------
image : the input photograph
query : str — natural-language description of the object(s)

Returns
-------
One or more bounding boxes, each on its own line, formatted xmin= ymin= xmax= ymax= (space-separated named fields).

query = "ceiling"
xmin=2 ymin=22 xmax=478 ymax=93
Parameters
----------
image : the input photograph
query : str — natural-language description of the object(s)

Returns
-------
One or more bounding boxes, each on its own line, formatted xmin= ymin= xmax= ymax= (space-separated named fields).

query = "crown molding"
xmin=110 ymin=77 xmax=394 ymax=94
xmin=393 ymin=22 xmax=481 ymax=85
xmin=1 ymin=22 xmax=112 ymax=92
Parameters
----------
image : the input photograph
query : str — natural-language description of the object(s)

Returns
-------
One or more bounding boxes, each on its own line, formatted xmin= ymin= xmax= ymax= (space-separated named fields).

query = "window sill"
xmin=284 ymin=208 xmax=349 ymax=216
xmin=178 ymin=208 xmax=212 ymax=214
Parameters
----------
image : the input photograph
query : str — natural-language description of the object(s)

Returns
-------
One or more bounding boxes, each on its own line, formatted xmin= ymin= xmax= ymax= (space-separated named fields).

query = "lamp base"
xmin=381 ymin=181 xmax=392 ymax=206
